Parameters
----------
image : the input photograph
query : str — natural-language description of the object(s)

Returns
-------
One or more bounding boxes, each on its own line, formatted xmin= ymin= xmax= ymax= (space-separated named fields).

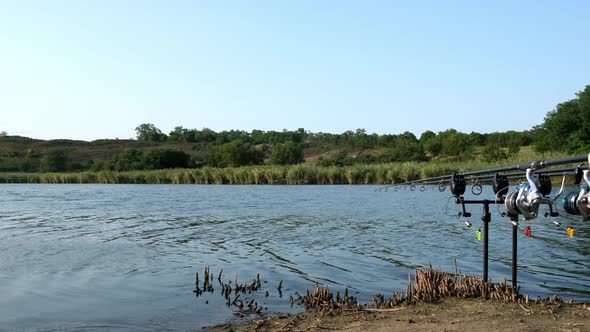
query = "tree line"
xmin=135 ymin=123 xmax=533 ymax=153
xmin=0 ymin=85 xmax=588 ymax=173
xmin=134 ymin=85 xmax=590 ymax=156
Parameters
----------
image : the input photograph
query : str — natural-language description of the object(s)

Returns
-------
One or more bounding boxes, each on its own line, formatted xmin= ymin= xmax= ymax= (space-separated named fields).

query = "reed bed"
xmin=194 ymin=266 xmax=266 ymax=316
xmin=193 ymin=264 xmax=564 ymax=318
xmin=0 ymin=151 xmax=575 ymax=185
xmin=295 ymin=265 xmax=522 ymax=311
xmin=0 ymin=163 xmax=454 ymax=184
xmin=297 ymin=265 xmax=565 ymax=313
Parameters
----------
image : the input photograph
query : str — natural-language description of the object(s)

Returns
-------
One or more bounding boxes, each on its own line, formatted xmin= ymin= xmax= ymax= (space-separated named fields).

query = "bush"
xmin=269 ymin=142 xmax=304 ymax=165
xmin=143 ymin=149 xmax=191 ymax=169
xmin=111 ymin=149 xmax=145 ymax=171
xmin=205 ymin=140 xmax=263 ymax=167
xmin=482 ymin=143 xmax=508 ymax=162
xmin=40 ymin=149 xmax=68 ymax=172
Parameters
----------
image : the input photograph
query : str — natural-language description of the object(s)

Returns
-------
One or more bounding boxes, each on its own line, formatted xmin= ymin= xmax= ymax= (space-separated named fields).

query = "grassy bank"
xmin=0 ymin=163 xmax=437 ymax=184
xmin=0 ymin=152 xmax=570 ymax=184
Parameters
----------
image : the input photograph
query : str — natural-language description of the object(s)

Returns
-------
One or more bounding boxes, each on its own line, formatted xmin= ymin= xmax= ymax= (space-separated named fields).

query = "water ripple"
xmin=0 ymin=184 xmax=588 ymax=331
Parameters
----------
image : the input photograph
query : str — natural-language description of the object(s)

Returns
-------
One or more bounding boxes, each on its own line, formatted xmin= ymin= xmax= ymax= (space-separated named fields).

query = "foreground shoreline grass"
xmin=201 ymin=265 xmax=589 ymax=332
xmin=0 ymin=153 xmax=572 ymax=185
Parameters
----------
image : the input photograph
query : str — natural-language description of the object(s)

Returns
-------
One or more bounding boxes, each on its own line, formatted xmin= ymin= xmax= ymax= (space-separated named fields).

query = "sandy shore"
xmin=206 ymin=297 xmax=590 ymax=332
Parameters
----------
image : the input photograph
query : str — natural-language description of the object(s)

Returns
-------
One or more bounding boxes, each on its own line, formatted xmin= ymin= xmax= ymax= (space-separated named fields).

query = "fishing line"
xmin=454 ymin=213 xmax=485 ymax=241
xmin=497 ymin=211 xmax=575 ymax=240
xmin=494 ymin=186 xmax=509 ymax=218
xmin=444 ymin=196 xmax=457 ymax=216
xmin=551 ymin=220 xmax=576 ymax=238
xmin=375 ymin=153 xmax=589 ymax=299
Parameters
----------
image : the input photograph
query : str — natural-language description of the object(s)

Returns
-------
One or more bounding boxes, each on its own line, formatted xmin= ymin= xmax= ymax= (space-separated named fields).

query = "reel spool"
xmin=504 ymin=169 xmax=543 ymax=220
xmin=561 ymin=170 xmax=590 ymax=220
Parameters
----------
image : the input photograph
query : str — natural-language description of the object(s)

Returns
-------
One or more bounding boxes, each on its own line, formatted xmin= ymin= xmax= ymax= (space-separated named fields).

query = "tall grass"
xmin=0 ymin=150 xmax=578 ymax=185
xmin=0 ymin=163 xmax=459 ymax=184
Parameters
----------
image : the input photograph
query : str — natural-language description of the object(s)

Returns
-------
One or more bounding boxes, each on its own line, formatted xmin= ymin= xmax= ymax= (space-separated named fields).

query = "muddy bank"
xmin=206 ymin=297 xmax=590 ymax=332
xmin=197 ymin=265 xmax=589 ymax=331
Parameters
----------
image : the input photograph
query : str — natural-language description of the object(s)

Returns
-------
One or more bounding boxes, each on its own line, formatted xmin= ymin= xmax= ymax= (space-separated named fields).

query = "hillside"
xmin=1 ymin=84 xmax=588 ymax=174
xmin=0 ymin=136 xmax=201 ymax=172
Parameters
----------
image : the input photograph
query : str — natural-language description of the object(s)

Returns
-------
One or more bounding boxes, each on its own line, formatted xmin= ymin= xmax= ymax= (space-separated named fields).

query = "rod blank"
xmin=393 ymin=155 xmax=588 ymax=187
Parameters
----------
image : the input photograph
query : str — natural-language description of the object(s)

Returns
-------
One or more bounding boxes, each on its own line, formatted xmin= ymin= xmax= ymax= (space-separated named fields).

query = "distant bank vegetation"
xmin=0 ymin=161 xmax=529 ymax=185
xmin=0 ymin=85 xmax=588 ymax=184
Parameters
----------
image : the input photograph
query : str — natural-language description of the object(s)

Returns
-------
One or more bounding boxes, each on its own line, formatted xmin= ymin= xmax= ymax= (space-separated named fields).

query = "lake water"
xmin=0 ymin=184 xmax=588 ymax=331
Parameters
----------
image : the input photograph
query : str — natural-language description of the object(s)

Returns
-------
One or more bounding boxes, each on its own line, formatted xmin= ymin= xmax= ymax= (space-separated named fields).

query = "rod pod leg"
xmin=482 ymin=200 xmax=490 ymax=299
xmin=511 ymin=218 xmax=518 ymax=300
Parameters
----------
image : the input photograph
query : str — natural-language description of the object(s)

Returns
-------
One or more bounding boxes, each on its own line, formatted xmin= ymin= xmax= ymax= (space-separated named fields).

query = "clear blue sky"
xmin=1 ymin=0 xmax=589 ymax=141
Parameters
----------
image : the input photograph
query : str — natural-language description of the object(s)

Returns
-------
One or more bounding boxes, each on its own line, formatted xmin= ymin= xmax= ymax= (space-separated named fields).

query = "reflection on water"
xmin=0 ymin=184 xmax=588 ymax=331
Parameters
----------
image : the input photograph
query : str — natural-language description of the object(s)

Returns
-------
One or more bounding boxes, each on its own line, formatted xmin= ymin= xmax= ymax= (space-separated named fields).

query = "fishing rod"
xmin=403 ymin=165 xmax=589 ymax=194
xmin=381 ymin=153 xmax=590 ymax=299
xmin=460 ymin=155 xmax=588 ymax=177
xmin=381 ymin=159 xmax=589 ymax=189
xmin=405 ymin=155 xmax=590 ymax=220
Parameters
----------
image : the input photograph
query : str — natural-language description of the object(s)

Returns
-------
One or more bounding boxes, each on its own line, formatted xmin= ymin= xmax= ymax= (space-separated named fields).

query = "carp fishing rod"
xmin=381 ymin=153 xmax=590 ymax=299
xmin=387 ymin=165 xmax=589 ymax=196
xmin=381 ymin=153 xmax=588 ymax=190
xmin=385 ymin=154 xmax=590 ymax=220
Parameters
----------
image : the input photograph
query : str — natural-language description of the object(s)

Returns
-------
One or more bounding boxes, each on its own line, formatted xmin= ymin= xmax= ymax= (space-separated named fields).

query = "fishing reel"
xmin=504 ymin=169 xmax=543 ymax=220
xmin=539 ymin=173 xmax=564 ymax=218
xmin=503 ymin=169 xmax=568 ymax=220
xmin=562 ymin=170 xmax=590 ymax=220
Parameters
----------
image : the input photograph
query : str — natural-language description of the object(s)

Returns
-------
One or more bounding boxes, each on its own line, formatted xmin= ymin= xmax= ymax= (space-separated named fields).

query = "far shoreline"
xmin=0 ymin=161 xmax=578 ymax=185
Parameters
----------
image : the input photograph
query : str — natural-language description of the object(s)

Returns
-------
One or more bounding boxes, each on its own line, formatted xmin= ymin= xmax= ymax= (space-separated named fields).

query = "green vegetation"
xmin=0 ymin=150 xmax=571 ymax=185
xmin=0 ymin=85 xmax=587 ymax=184
xmin=481 ymin=143 xmax=508 ymax=162
xmin=205 ymin=141 xmax=263 ymax=168
xmin=269 ymin=142 xmax=304 ymax=165
xmin=533 ymin=85 xmax=590 ymax=154
xmin=39 ymin=148 xmax=69 ymax=172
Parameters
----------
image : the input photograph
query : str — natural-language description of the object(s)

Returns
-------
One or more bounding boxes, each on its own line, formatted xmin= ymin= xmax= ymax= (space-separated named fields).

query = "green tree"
xmin=579 ymin=86 xmax=590 ymax=144
xmin=269 ymin=142 xmax=304 ymax=165
xmin=40 ymin=149 xmax=68 ymax=172
xmin=143 ymin=149 xmax=190 ymax=169
xmin=195 ymin=128 xmax=217 ymax=143
xmin=507 ymin=137 xmax=521 ymax=157
xmin=439 ymin=129 xmax=475 ymax=157
xmin=168 ymin=126 xmax=187 ymax=142
xmin=534 ymin=86 xmax=590 ymax=153
xmin=290 ymin=128 xmax=306 ymax=144
xmin=135 ymin=123 xmax=166 ymax=142
xmin=469 ymin=132 xmax=487 ymax=146
xmin=420 ymin=131 xmax=442 ymax=157
xmin=382 ymin=140 xmax=425 ymax=162
xmin=481 ymin=143 xmax=508 ymax=162
xmin=205 ymin=140 xmax=263 ymax=167
xmin=111 ymin=149 xmax=145 ymax=171
xmin=419 ymin=130 xmax=436 ymax=143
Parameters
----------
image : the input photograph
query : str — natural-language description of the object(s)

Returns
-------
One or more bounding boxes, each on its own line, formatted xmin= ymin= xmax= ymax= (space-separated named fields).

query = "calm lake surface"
xmin=0 ymin=184 xmax=588 ymax=331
